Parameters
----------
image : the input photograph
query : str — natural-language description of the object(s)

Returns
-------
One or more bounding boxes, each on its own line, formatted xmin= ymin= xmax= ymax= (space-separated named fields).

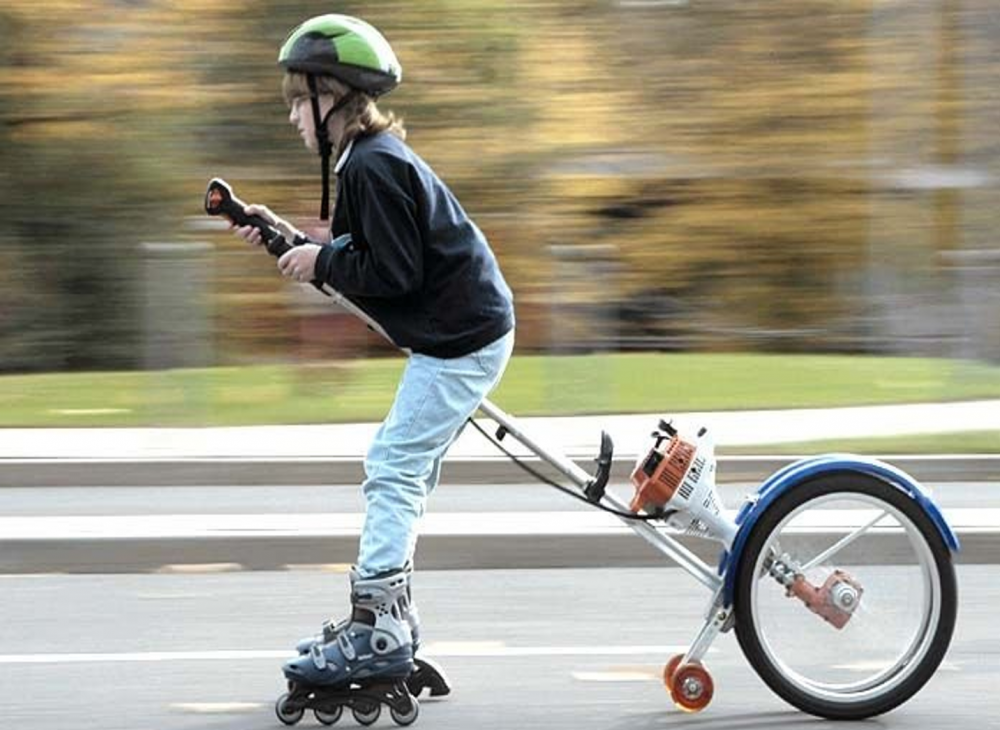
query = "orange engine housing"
xmin=629 ymin=437 xmax=697 ymax=514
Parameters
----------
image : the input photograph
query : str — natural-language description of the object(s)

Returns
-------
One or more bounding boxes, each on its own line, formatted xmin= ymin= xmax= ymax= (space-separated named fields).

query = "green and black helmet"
xmin=278 ymin=14 xmax=402 ymax=220
xmin=278 ymin=14 xmax=401 ymax=97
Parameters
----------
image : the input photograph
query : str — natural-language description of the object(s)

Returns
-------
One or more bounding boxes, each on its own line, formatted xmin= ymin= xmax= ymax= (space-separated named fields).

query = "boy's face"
xmin=288 ymin=94 xmax=342 ymax=153
xmin=288 ymin=95 xmax=319 ymax=152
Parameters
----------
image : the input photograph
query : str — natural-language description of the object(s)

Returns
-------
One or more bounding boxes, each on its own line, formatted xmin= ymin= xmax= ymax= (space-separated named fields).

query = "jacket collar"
xmin=334 ymin=139 xmax=355 ymax=175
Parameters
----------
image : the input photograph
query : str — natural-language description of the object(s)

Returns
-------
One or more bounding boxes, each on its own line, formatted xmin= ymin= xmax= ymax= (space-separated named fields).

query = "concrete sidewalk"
xmin=1 ymin=399 xmax=999 ymax=486
xmin=2 ymin=400 xmax=998 ymax=574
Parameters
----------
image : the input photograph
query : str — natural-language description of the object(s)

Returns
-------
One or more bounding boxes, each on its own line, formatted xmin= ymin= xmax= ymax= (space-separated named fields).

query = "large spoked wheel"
xmin=734 ymin=473 xmax=957 ymax=720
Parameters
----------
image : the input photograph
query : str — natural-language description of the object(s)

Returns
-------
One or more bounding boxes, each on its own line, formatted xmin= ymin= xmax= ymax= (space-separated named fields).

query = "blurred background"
xmin=1 ymin=0 xmax=999 ymax=430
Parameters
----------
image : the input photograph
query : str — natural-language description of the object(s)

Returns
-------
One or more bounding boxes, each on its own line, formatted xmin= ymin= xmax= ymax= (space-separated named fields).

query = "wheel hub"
xmin=831 ymin=582 xmax=860 ymax=612
xmin=681 ymin=676 xmax=704 ymax=700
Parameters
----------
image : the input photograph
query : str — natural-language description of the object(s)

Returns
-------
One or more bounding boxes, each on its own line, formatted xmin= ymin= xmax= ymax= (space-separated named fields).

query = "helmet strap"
xmin=306 ymin=74 xmax=355 ymax=221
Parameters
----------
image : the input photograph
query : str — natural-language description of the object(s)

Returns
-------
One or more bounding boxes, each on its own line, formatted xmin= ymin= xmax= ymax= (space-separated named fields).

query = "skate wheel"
xmin=670 ymin=662 xmax=714 ymax=713
xmin=352 ymin=702 xmax=381 ymax=726
xmin=662 ymin=654 xmax=685 ymax=693
xmin=390 ymin=697 xmax=420 ymax=726
xmin=314 ymin=705 xmax=343 ymax=726
xmin=275 ymin=693 xmax=305 ymax=726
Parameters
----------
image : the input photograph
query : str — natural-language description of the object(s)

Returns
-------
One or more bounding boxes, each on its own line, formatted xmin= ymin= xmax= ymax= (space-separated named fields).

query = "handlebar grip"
xmin=267 ymin=239 xmax=294 ymax=257
xmin=204 ymin=178 xmax=290 ymax=257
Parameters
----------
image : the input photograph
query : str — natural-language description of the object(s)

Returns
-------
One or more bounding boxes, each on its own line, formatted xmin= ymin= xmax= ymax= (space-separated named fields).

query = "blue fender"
xmin=718 ymin=454 xmax=960 ymax=607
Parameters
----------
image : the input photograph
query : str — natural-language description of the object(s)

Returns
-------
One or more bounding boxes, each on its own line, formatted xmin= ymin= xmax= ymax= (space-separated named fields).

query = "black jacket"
xmin=314 ymin=132 xmax=514 ymax=358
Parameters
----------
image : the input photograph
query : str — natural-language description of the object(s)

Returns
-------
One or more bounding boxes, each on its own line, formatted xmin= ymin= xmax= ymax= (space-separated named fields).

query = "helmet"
xmin=278 ymin=14 xmax=401 ymax=96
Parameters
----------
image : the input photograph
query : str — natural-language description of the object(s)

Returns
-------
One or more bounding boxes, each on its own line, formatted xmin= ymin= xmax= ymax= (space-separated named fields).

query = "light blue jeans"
xmin=356 ymin=329 xmax=514 ymax=577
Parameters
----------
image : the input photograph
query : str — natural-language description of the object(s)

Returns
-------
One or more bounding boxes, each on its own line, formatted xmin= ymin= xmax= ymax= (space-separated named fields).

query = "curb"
xmin=1 ymin=455 xmax=999 ymax=487
xmin=1 ymin=529 xmax=994 ymax=575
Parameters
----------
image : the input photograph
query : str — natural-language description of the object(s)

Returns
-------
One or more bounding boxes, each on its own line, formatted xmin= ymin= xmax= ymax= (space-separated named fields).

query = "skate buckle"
xmin=310 ymin=643 xmax=328 ymax=670
xmin=338 ymin=631 xmax=358 ymax=661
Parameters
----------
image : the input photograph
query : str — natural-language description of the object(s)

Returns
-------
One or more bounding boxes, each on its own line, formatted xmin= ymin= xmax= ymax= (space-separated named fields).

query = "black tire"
xmin=733 ymin=472 xmax=957 ymax=720
xmin=275 ymin=693 xmax=305 ymax=726
xmin=314 ymin=705 xmax=343 ymax=726
xmin=390 ymin=698 xmax=420 ymax=726
xmin=352 ymin=702 xmax=381 ymax=726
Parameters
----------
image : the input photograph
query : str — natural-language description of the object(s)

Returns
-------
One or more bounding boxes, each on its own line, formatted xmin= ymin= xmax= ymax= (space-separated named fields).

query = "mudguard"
xmin=719 ymin=454 xmax=960 ymax=607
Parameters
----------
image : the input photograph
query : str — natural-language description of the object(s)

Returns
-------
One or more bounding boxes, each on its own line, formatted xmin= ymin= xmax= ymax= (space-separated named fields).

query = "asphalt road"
xmin=0 ymin=566 xmax=997 ymax=730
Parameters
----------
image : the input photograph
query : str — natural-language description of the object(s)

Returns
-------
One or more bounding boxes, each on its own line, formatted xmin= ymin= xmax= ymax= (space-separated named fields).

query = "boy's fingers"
xmin=245 ymin=204 xmax=275 ymax=223
xmin=236 ymin=225 xmax=261 ymax=245
xmin=277 ymin=249 xmax=296 ymax=274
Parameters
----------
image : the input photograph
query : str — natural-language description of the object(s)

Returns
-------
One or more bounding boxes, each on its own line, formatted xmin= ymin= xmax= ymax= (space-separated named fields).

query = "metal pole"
xmin=477 ymin=398 xmax=722 ymax=591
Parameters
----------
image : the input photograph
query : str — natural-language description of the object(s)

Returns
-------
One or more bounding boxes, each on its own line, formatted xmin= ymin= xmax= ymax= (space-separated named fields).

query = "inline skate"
xmin=295 ymin=563 xmax=451 ymax=700
xmin=277 ymin=569 xmax=420 ymax=726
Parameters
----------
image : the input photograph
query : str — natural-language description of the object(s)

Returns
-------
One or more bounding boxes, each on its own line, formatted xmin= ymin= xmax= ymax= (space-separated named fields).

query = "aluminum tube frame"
xmin=477 ymin=399 xmax=722 ymax=592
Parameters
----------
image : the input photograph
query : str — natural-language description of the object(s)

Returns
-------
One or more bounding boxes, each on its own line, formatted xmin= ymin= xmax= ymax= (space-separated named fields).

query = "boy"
xmin=233 ymin=13 xmax=514 ymax=698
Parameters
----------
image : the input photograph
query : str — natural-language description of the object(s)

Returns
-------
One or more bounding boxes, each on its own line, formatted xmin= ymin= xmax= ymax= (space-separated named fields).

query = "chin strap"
xmin=306 ymin=74 xmax=355 ymax=221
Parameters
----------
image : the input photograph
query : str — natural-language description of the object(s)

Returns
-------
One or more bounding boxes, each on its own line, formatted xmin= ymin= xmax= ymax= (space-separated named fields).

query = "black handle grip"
xmin=204 ymin=178 xmax=291 ymax=257
xmin=584 ymin=431 xmax=614 ymax=504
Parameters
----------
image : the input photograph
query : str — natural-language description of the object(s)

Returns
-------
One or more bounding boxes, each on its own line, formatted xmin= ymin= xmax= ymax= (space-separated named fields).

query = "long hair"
xmin=282 ymin=72 xmax=406 ymax=160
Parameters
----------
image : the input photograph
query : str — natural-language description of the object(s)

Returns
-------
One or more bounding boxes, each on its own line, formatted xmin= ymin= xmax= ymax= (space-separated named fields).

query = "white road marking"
xmin=419 ymin=642 xmax=702 ymax=658
xmin=0 ymin=644 xmax=709 ymax=665
xmin=572 ymin=670 xmax=660 ymax=682
xmin=156 ymin=563 xmax=244 ymax=574
xmin=171 ymin=702 xmax=264 ymax=714
xmin=833 ymin=659 xmax=960 ymax=672
xmin=281 ymin=563 xmax=353 ymax=573
xmin=0 ymin=508 xmax=990 ymax=540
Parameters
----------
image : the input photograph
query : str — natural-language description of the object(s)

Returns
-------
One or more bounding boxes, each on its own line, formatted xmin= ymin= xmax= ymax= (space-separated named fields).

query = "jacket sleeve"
xmin=315 ymin=163 xmax=423 ymax=298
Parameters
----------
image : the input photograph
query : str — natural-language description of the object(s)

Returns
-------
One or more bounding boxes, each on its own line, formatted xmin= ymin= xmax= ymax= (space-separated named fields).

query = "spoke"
xmin=800 ymin=510 xmax=891 ymax=572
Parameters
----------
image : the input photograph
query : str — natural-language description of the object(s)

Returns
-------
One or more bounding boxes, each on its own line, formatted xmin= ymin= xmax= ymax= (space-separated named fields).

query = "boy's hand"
xmin=278 ymin=244 xmax=322 ymax=283
xmin=229 ymin=204 xmax=302 ymax=247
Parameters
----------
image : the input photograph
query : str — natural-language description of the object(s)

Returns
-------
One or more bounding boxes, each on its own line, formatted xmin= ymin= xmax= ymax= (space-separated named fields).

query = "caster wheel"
xmin=352 ymin=702 xmax=381 ymax=726
xmin=276 ymin=693 xmax=305 ymax=726
xmin=670 ymin=662 xmax=714 ymax=713
xmin=314 ymin=705 xmax=343 ymax=726
xmin=662 ymin=654 xmax=684 ymax=693
xmin=390 ymin=698 xmax=420 ymax=726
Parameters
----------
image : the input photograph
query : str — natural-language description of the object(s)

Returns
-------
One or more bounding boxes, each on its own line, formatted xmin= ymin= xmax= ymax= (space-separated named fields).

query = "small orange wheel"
xmin=670 ymin=662 xmax=714 ymax=713
xmin=662 ymin=654 xmax=684 ymax=692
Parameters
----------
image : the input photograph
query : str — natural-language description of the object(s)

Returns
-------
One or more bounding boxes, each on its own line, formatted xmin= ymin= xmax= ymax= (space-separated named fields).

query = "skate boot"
xmin=295 ymin=563 xmax=451 ymax=699
xmin=276 ymin=569 xmax=420 ymax=726
xmin=293 ymin=566 xmax=363 ymax=656
xmin=296 ymin=564 xmax=422 ymax=653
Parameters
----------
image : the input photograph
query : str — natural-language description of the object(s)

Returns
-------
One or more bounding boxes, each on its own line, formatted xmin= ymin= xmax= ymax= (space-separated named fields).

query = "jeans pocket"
xmin=475 ymin=331 xmax=513 ymax=383
xmin=472 ymin=348 xmax=491 ymax=379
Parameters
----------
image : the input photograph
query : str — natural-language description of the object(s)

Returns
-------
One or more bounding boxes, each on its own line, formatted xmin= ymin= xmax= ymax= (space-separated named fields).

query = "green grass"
xmin=1 ymin=352 xmax=1000 ymax=428
xmin=723 ymin=430 xmax=1000 ymax=455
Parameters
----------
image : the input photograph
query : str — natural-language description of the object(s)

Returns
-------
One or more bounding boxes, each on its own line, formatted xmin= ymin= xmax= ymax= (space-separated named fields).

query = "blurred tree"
xmin=1 ymin=0 xmax=996 ymax=371
xmin=0 ymin=2 xmax=192 ymax=371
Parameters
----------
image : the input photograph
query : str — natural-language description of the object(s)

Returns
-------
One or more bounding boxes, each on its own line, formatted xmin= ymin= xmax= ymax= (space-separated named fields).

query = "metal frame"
xmin=476 ymin=399 xmax=723 ymax=591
